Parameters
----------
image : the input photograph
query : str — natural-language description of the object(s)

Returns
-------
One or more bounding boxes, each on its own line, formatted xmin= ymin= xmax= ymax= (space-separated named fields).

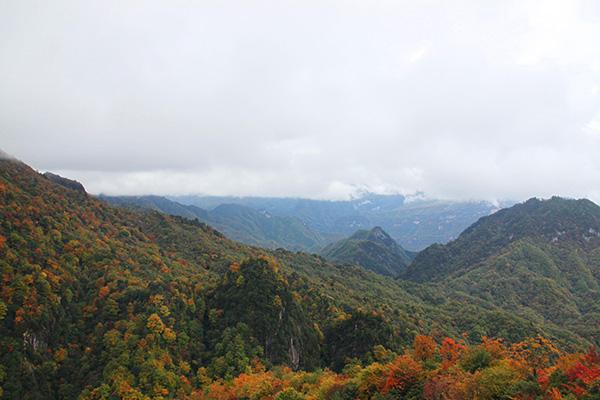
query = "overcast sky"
xmin=2 ymin=1 xmax=600 ymax=201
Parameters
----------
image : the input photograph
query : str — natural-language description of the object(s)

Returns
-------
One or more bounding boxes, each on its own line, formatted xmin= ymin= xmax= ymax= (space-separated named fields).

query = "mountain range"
xmin=1 ymin=154 xmax=600 ymax=398
xmin=171 ymin=194 xmax=509 ymax=251
xmin=101 ymin=193 xmax=506 ymax=253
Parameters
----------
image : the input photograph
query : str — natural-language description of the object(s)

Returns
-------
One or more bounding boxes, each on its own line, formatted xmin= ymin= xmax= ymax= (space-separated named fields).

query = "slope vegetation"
xmin=321 ymin=227 xmax=415 ymax=276
xmin=405 ymin=197 xmax=600 ymax=345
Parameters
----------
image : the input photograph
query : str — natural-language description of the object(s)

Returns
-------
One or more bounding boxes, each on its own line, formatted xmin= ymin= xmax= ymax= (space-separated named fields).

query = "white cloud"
xmin=1 ymin=0 xmax=600 ymax=201
xmin=408 ymin=45 xmax=429 ymax=64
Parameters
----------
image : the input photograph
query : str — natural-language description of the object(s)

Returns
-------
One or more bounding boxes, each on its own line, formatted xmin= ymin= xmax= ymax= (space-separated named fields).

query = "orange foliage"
xmin=547 ymin=387 xmax=563 ymax=400
xmin=98 ymin=285 xmax=110 ymax=299
xmin=481 ymin=336 xmax=506 ymax=358
xmin=14 ymin=307 xmax=25 ymax=324
xmin=204 ymin=382 xmax=234 ymax=400
xmin=414 ymin=335 xmax=437 ymax=361
xmin=510 ymin=336 xmax=561 ymax=373
xmin=423 ymin=372 xmax=472 ymax=400
xmin=232 ymin=371 xmax=280 ymax=399
xmin=190 ymin=337 xmax=600 ymax=400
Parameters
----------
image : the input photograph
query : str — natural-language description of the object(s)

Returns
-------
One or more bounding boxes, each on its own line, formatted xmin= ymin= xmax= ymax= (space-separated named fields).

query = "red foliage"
xmin=566 ymin=362 xmax=600 ymax=386
xmin=537 ymin=368 xmax=551 ymax=391
xmin=440 ymin=338 xmax=465 ymax=369
xmin=423 ymin=374 xmax=454 ymax=400
xmin=383 ymin=354 xmax=424 ymax=394
xmin=98 ymin=285 xmax=110 ymax=299
xmin=584 ymin=346 xmax=600 ymax=365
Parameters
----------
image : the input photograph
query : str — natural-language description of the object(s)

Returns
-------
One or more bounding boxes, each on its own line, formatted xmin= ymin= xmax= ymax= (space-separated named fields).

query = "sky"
xmin=1 ymin=0 xmax=600 ymax=201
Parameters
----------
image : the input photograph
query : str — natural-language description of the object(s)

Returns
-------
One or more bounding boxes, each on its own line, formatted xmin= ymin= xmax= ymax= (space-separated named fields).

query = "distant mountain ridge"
xmin=170 ymin=193 xmax=507 ymax=251
xmin=321 ymin=227 xmax=415 ymax=276
xmin=100 ymin=194 xmax=326 ymax=251
xmin=103 ymin=193 xmax=505 ymax=253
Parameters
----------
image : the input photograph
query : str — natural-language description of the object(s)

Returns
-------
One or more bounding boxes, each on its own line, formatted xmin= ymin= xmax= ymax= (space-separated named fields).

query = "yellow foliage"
xmin=54 ymin=347 xmax=68 ymax=362
xmin=147 ymin=313 xmax=165 ymax=334
xmin=413 ymin=335 xmax=437 ymax=361
xmin=159 ymin=305 xmax=171 ymax=317
xmin=163 ymin=327 xmax=177 ymax=342
xmin=258 ymin=254 xmax=280 ymax=273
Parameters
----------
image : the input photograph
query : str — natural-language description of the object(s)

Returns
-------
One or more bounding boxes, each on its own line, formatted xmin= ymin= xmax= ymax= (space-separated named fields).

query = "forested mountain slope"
xmin=405 ymin=197 xmax=600 ymax=345
xmin=0 ymin=158 xmax=254 ymax=398
xmin=321 ymin=227 xmax=415 ymax=276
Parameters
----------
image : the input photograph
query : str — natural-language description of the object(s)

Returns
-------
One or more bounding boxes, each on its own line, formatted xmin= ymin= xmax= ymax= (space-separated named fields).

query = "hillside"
xmin=0 ymin=158 xmax=257 ymax=398
xmin=102 ymin=194 xmax=208 ymax=220
xmin=101 ymin=195 xmax=326 ymax=252
xmin=405 ymin=197 xmax=600 ymax=345
xmin=321 ymin=227 xmax=415 ymax=276
xmin=208 ymin=203 xmax=324 ymax=251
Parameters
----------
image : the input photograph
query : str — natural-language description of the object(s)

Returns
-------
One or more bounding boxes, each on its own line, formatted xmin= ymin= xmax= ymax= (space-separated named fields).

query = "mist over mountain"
xmin=4 ymin=2 xmax=600 ymax=203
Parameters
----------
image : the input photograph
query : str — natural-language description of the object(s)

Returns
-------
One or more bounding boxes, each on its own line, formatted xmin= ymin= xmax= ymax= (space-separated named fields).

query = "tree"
xmin=147 ymin=313 xmax=165 ymax=334
xmin=324 ymin=311 xmax=396 ymax=371
xmin=440 ymin=338 xmax=464 ymax=369
xmin=413 ymin=335 xmax=437 ymax=362
xmin=382 ymin=354 xmax=424 ymax=396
